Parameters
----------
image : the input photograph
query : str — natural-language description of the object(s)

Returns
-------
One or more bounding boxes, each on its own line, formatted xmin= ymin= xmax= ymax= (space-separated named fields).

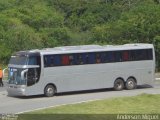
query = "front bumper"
xmin=7 ymin=85 xmax=26 ymax=96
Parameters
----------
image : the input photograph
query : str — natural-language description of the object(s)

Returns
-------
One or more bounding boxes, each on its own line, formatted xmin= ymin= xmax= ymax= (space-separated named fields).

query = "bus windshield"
xmin=9 ymin=56 xmax=28 ymax=65
xmin=8 ymin=68 xmax=27 ymax=85
xmin=9 ymin=55 xmax=39 ymax=66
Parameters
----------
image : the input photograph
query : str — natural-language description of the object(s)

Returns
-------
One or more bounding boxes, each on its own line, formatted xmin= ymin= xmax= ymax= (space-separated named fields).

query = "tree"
xmin=91 ymin=1 xmax=160 ymax=45
xmin=154 ymin=36 xmax=160 ymax=71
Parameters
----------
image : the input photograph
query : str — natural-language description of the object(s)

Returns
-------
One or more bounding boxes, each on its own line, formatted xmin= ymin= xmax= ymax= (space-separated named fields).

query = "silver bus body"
xmin=7 ymin=44 xmax=155 ymax=96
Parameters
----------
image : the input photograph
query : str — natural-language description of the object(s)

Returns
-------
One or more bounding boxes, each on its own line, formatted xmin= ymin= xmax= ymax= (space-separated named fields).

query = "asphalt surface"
xmin=0 ymin=81 xmax=7 ymax=92
xmin=0 ymin=80 xmax=160 ymax=114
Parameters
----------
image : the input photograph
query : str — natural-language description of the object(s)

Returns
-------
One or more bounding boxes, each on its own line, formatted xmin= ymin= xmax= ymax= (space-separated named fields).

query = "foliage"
xmin=91 ymin=1 xmax=160 ymax=44
xmin=0 ymin=0 xmax=160 ymax=69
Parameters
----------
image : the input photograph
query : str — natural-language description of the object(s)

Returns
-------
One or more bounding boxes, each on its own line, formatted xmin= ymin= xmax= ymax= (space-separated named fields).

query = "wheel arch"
xmin=113 ymin=77 xmax=125 ymax=91
xmin=114 ymin=77 xmax=125 ymax=83
xmin=44 ymin=83 xmax=57 ymax=93
xmin=127 ymin=76 xmax=137 ymax=83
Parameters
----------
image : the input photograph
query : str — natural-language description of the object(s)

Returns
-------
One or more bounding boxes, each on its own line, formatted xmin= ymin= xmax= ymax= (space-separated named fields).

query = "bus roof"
xmin=25 ymin=43 xmax=154 ymax=55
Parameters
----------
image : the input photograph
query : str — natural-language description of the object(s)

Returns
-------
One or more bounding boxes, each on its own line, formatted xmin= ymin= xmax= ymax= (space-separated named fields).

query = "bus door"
xmin=27 ymin=55 xmax=41 ymax=87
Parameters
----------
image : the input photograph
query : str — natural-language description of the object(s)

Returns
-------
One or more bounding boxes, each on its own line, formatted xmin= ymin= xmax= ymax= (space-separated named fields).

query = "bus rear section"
xmin=42 ymin=44 xmax=155 ymax=96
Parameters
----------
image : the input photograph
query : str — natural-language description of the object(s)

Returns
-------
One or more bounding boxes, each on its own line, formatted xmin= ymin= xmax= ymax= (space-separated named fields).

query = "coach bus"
xmin=7 ymin=43 xmax=155 ymax=97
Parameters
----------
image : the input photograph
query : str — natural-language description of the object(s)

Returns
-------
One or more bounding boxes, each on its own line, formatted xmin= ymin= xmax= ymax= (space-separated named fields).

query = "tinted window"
xmin=43 ymin=49 xmax=153 ymax=67
xmin=105 ymin=51 xmax=114 ymax=62
xmin=69 ymin=54 xmax=75 ymax=65
xmin=87 ymin=53 xmax=95 ymax=64
xmin=129 ymin=50 xmax=137 ymax=61
xmin=44 ymin=55 xmax=61 ymax=67
xmin=9 ymin=56 xmax=28 ymax=65
xmin=54 ymin=55 xmax=61 ymax=66
xmin=62 ymin=55 xmax=69 ymax=65
xmin=136 ymin=50 xmax=145 ymax=60
xmin=101 ymin=52 xmax=106 ymax=62
xmin=76 ymin=54 xmax=84 ymax=65
xmin=146 ymin=49 xmax=153 ymax=60
xmin=115 ymin=51 xmax=122 ymax=62
xmin=28 ymin=56 xmax=41 ymax=65
xmin=129 ymin=49 xmax=153 ymax=61
xmin=122 ymin=51 xmax=129 ymax=61
xmin=44 ymin=55 xmax=52 ymax=67
xmin=95 ymin=53 xmax=101 ymax=63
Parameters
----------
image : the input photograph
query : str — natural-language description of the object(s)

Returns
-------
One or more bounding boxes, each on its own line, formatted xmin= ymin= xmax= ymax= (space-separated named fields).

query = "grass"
xmin=18 ymin=93 xmax=160 ymax=120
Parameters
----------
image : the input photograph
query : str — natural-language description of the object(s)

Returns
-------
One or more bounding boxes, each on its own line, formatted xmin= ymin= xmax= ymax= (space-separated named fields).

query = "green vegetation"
xmin=18 ymin=94 xmax=160 ymax=120
xmin=0 ymin=0 xmax=160 ymax=69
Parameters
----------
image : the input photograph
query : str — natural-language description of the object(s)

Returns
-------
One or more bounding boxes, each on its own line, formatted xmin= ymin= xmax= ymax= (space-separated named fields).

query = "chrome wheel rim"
xmin=47 ymin=88 xmax=54 ymax=95
xmin=128 ymin=81 xmax=134 ymax=88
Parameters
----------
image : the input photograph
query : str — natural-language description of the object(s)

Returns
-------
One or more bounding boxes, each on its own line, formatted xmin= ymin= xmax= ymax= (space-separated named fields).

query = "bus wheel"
xmin=114 ymin=78 xmax=124 ymax=91
xmin=125 ymin=77 xmax=137 ymax=90
xmin=44 ymin=85 xmax=56 ymax=97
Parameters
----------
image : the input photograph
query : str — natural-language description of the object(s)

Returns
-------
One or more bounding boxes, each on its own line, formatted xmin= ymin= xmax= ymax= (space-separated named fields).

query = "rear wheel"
xmin=44 ymin=85 xmax=56 ymax=97
xmin=114 ymin=78 xmax=124 ymax=91
xmin=125 ymin=77 xmax=137 ymax=90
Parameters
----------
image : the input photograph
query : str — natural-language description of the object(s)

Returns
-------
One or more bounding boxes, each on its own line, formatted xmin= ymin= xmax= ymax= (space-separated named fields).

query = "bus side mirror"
xmin=21 ymin=69 xmax=28 ymax=80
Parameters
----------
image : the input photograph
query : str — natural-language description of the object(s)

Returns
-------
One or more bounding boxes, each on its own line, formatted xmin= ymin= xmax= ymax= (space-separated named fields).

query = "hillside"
xmin=0 ymin=0 xmax=160 ymax=68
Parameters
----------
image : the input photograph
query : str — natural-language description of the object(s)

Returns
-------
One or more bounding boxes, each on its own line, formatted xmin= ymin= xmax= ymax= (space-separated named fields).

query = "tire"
xmin=44 ymin=85 xmax=56 ymax=97
xmin=114 ymin=78 xmax=124 ymax=91
xmin=125 ymin=77 xmax=137 ymax=90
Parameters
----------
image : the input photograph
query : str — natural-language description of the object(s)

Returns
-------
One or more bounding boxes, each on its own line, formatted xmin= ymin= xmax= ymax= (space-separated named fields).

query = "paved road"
xmin=0 ymin=81 xmax=7 ymax=92
xmin=0 ymin=80 xmax=160 ymax=114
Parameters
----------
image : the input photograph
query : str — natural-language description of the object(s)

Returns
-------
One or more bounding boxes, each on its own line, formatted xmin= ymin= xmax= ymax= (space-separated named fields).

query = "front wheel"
xmin=114 ymin=78 xmax=124 ymax=91
xmin=125 ymin=78 xmax=137 ymax=90
xmin=44 ymin=85 xmax=56 ymax=97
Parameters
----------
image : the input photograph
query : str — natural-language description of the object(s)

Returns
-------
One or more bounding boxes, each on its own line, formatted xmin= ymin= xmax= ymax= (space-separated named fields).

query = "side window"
xmin=146 ymin=49 xmax=153 ymax=60
xmin=50 ymin=56 xmax=54 ymax=66
xmin=44 ymin=55 xmax=53 ymax=67
xmin=54 ymin=55 xmax=61 ymax=66
xmin=29 ymin=56 xmax=41 ymax=66
xmin=89 ymin=53 xmax=96 ymax=64
xmin=96 ymin=53 xmax=101 ymax=63
xmin=114 ymin=51 xmax=122 ymax=62
xmin=44 ymin=55 xmax=61 ymax=67
xmin=129 ymin=49 xmax=153 ymax=61
xmin=69 ymin=54 xmax=74 ymax=65
xmin=28 ymin=57 xmax=37 ymax=65
xmin=100 ymin=52 xmax=106 ymax=63
xmin=129 ymin=50 xmax=136 ymax=61
xmin=142 ymin=50 xmax=148 ymax=60
xmin=85 ymin=53 xmax=95 ymax=64
xmin=44 ymin=55 xmax=51 ymax=67
xmin=105 ymin=51 xmax=114 ymax=63
xmin=136 ymin=50 xmax=145 ymax=60
xmin=142 ymin=49 xmax=153 ymax=60
xmin=74 ymin=53 xmax=96 ymax=65
xmin=76 ymin=54 xmax=84 ymax=65
xmin=85 ymin=54 xmax=90 ymax=64
xmin=61 ymin=55 xmax=69 ymax=65
xmin=123 ymin=51 xmax=129 ymax=61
